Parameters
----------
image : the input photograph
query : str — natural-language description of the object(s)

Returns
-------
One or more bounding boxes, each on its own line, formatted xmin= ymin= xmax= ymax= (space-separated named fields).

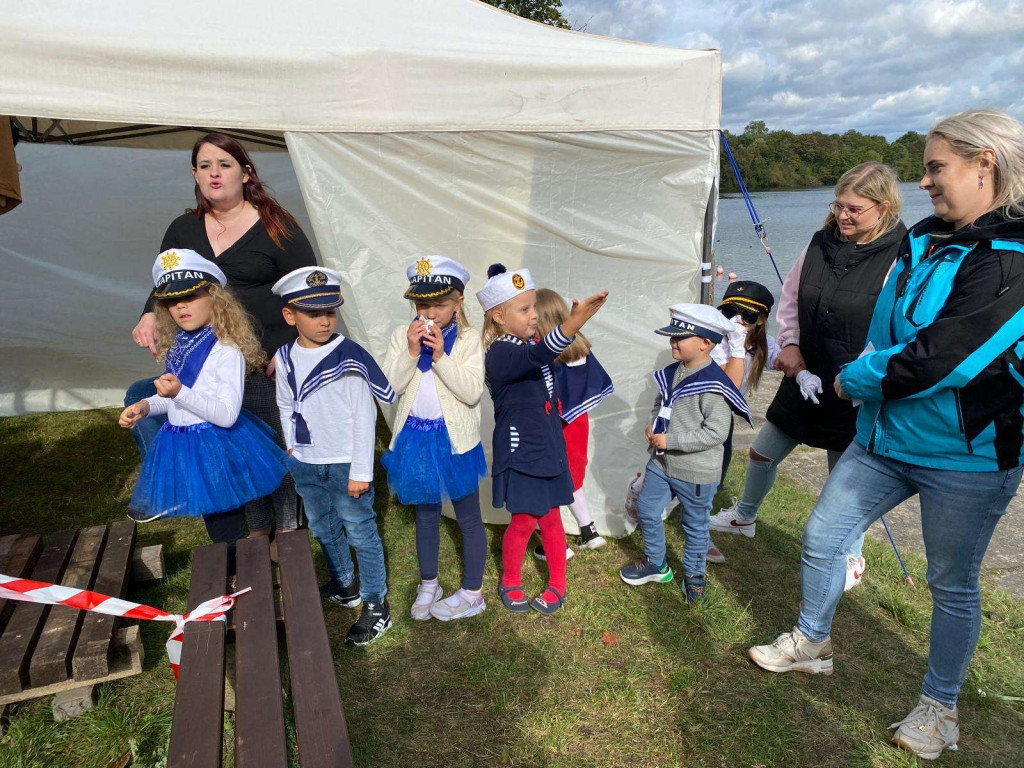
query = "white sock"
xmin=569 ymin=488 xmax=593 ymax=528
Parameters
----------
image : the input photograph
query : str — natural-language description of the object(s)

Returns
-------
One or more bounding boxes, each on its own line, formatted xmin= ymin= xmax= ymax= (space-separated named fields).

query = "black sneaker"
xmin=345 ymin=600 xmax=392 ymax=646
xmin=578 ymin=522 xmax=606 ymax=550
xmin=319 ymin=578 xmax=362 ymax=608
xmin=126 ymin=507 xmax=166 ymax=524
xmin=532 ymin=544 xmax=575 ymax=562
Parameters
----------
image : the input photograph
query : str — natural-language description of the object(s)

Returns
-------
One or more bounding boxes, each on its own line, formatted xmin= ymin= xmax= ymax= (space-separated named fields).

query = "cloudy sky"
xmin=561 ymin=0 xmax=1024 ymax=138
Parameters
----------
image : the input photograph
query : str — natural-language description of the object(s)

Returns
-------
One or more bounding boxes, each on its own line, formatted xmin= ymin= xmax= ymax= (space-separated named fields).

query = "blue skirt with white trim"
xmin=382 ymin=416 xmax=487 ymax=506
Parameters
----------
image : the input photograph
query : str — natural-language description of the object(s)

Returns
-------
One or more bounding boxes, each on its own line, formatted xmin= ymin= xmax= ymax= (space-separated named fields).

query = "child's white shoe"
xmin=411 ymin=580 xmax=443 ymax=621
xmin=429 ymin=589 xmax=486 ymax=621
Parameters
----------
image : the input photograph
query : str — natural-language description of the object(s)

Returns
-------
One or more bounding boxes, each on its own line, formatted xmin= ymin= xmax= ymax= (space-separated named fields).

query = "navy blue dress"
xmin=486 ymin=328 xmax=576 ymax=515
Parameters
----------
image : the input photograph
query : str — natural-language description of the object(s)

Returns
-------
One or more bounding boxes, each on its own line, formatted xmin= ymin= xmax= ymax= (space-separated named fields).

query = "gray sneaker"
xmin=748 ymin=627 xmax=834 ymax=675
xmin=429 ymin=589 xmax=486 ymax=621
xmin=890 ymin=695 xmax=959 ymax=760
xmin=411 ymin=581 xmax=443 ymax=621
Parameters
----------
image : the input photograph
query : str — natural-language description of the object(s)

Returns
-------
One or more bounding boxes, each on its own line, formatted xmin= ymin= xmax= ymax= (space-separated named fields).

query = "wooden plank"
xmin=29 ymin=525 xmax=108 ymax=687
xmin=0 ymin=535 xmax=19 ymax=565
xmin=132 ymin=545 xmax=164 ymax=582
xmin=167 ymin=543 xmax=227 ymax=768
xmin=0 ymin=536 xmax=43 ymax=636
xmin=277 ymin=530 xmax=354 ymax=768
xmin=0 ymin=530 xmax=78 ymax=695
xmin=234 ymin=536 xmax=287 ymax=768
xmin=72 ymin=521 xmax=136 ymax=681
xmin=0 ymin=626 xmax=143 ymax=706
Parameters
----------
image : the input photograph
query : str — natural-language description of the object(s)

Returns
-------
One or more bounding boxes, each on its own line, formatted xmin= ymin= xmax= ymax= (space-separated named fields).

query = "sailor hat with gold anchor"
xmin=272 ymin=266 xmax=344 ymax=310
xmin=476 ymin=264 xmax=535 ymax=312
xmin=151 ymin=249 xmax=227 ymax=299
xmin=403 ymin=255 xmax=471 ymax=300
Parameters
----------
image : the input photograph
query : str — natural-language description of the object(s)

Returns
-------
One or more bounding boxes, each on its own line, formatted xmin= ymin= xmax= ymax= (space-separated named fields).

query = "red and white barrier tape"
xmin=0 ymin=573 xmax=249 ymax=679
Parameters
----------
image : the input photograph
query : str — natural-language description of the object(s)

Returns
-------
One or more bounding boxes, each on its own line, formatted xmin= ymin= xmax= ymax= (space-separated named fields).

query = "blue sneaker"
xmin=619 ymin=555 xmax=673 ymax=586
xmin=683 ymin=573 xmax=706 ymax=603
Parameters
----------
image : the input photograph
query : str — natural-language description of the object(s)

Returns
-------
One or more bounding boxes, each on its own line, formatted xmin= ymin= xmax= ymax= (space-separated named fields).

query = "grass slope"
xmin=0 ymin=409 xmax=1022 ymax=767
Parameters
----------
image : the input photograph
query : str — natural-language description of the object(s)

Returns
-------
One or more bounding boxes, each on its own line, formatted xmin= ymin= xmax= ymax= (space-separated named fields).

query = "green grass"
xmin=1 ymin=409 xmax=1023 ymax=767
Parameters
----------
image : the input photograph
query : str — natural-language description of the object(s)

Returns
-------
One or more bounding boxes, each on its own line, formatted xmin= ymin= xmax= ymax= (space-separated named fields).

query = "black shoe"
xmin=320 ymin=578 xmax=362 ymax=608
xmin=578 ymin=522 xmax=606 ymax=550
xmin=345 ymin=600 xmax=392 ymax=646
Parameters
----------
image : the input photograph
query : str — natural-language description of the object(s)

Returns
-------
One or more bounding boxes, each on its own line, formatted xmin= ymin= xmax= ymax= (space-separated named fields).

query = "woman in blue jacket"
xmin=749 ymin=109 xmax=1024 ymax=761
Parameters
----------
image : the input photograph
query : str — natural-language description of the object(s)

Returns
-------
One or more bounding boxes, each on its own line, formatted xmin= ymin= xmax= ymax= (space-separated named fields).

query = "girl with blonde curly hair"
xmin=119 ymin=249 xmax=287 ymax=552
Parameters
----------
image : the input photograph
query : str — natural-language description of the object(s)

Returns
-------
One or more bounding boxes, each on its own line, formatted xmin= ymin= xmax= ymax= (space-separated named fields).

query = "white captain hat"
xmin=272 ymin=267 xmax=344 ymax=310
xmin=151 ymin=249 xmax=227 ymax=299
xmin=476 ymin=264 xmax=535 ymax=312
xmin=654 ymin=303 xmax=732 ymax=343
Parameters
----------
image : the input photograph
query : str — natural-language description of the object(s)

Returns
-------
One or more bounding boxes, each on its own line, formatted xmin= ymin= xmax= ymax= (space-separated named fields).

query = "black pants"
xmin=203 ymin=507 xmax=246 ymax=570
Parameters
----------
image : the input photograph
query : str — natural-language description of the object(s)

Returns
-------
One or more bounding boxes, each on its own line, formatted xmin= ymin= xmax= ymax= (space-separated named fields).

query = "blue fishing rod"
xmin=719 ymin=132 xmax=915 ymax=587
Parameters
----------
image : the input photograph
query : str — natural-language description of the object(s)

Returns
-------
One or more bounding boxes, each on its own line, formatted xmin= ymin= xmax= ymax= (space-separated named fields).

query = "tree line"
xmin=721 ymin=121 xmax=927 ymax=192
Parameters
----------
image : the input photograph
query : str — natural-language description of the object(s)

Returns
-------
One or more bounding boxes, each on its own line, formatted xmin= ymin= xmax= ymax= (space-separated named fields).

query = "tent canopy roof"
xmin=3 ymin=0 xmax=720 ymax=143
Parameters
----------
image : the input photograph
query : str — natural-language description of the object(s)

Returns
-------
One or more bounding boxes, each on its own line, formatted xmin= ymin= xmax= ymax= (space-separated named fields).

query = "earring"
xmin=979 ymin=178 xmax=985 ymax=189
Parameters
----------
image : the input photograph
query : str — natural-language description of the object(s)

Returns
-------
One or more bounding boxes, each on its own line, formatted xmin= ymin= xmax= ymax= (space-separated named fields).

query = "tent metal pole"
xmin=699 ymin=180 xmax=717 ymax=305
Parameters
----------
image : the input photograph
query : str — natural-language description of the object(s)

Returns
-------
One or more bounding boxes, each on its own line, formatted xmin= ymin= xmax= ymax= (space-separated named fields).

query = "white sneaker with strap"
xmin=890 ymin=695 xmax=959 ymax=760
xmin=749 ymin=627 xmax=833 ymax=675
xmin=411 ymin=580 xmax=443 ymax=621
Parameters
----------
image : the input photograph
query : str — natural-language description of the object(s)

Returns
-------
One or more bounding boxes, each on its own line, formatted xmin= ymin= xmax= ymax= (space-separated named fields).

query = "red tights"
xmin=501 ymin=508 xmax=567 ymax=602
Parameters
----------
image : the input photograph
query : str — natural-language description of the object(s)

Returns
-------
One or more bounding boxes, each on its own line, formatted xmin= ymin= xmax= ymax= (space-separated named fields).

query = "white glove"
xmin=796 ymin=369 xmax=823 ymax=405
xmin=726 ymin=319 xmax=747 ymax=359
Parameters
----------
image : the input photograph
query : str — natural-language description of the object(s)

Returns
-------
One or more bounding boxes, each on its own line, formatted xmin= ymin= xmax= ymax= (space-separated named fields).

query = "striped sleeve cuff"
xmin=543 ymin=325 xmax=573 ymax=353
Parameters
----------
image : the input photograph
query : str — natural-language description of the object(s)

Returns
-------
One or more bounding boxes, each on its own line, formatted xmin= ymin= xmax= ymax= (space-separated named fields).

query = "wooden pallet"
xmin=0 ymin=522 xmax=163 ymax=729
xmin=168 ymin=531 xmax=354 ymax=767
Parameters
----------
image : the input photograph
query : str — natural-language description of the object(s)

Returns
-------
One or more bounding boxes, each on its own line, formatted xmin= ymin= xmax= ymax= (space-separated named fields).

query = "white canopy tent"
xmin=1 ymin=0 xmax=721 ymax=534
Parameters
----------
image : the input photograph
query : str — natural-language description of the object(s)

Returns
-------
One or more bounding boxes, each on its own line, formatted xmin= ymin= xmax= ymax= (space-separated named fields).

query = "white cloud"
xmin=563 ymin=0 xmax=1024 ymax=137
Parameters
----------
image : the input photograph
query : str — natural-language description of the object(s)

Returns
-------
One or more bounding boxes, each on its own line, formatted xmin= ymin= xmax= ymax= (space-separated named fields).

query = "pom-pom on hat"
xmin=152 ymin=249 xmax=227 ymax=299
xmin=476 ymin=263 xmax=535 ymax=312
xmin=272 ymin=267 xmax=344 ymax=310
xmin=655 ymin=303 xmax=733 ymax=343
xmin=403 ymin=255 xmax=470 ymax=300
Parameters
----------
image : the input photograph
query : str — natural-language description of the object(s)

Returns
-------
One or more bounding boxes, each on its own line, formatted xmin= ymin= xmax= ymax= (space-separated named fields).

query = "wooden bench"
xmin=0 ymin=522 xmax=163 ymax=730
xmin=168 ymin=530 xmax=354 ymax=767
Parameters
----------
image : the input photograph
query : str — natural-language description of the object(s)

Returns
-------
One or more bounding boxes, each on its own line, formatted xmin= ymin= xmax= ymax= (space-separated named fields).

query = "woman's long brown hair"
xmin=189 ymin=133 xmax=296 ymax=249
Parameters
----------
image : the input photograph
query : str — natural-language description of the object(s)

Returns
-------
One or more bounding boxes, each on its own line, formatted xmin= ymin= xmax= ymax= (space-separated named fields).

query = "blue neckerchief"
xmin=165 ymin=325 xmax=218 ymax=388
xmin=651 ymin=362 xmax=750 ymax=455
xmin=557 ymin=354 xmax=614 ymax=424
xmin=417 ymin=320 xmax=458 ymax=372
xmin=279 ymin=335 xmax=396 ymax=446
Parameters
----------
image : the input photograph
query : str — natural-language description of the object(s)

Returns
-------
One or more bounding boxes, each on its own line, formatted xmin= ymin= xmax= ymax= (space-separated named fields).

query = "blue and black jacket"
xmin=840 ymin=211 xmax=1024 ymax=471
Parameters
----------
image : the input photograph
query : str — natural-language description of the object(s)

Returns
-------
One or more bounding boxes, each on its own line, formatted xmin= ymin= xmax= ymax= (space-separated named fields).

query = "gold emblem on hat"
xmin=306 ymin=270 xmax=328 ymax=287
xmin=737 ymin=285 xmax=745 ymax=292
xmin=512 ymin=273 xmax=525 ymax=289
xmin=416 ymin=257 xmax=432 ymax=276
xmin=161 ymin=251 xmax=181 ymax=270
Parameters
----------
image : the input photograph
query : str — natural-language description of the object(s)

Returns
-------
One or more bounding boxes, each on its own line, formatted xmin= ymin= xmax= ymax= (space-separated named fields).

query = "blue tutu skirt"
xmin=129 ymin=410 xmax=288 ymax=519
xmin=492 ymin=467 xmax=574 ymax=515
xmin=381 ymin=416 xmax=487 ymax=505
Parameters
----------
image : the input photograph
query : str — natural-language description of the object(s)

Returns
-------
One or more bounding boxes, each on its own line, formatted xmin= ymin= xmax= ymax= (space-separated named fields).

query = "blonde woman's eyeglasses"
xmin=829 ymin=201 xmax=881 ymax=218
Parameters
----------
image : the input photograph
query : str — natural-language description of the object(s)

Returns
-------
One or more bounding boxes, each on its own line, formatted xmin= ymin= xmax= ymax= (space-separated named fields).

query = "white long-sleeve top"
xmin=711 ymin=333 xmax=782 ymax=397
xmin=146 ymin=341 xmax=244 ymax=428
xmin=274 ymin=335 xmax=376 ymax=482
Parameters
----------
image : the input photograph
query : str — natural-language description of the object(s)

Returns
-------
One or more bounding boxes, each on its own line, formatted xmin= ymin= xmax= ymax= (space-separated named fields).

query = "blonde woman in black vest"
xmin=709 ymin=162 xmax=906 ymax=590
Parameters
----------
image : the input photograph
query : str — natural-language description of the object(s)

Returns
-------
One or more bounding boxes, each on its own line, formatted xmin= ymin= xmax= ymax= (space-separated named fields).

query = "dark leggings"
xmin=415 ymin=489 xmax=486 ymax=591
xmin=203 ymin=507 xmax=246 ymax=572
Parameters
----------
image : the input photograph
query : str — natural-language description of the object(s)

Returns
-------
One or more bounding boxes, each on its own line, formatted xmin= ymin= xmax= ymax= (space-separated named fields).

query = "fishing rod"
xmin=719 ymin=131 xmax=915 ymax=587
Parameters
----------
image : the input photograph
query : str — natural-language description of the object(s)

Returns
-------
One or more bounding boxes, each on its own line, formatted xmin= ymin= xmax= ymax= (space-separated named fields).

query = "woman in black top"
xmin=127 ymin=133 xmax=316 ymax=548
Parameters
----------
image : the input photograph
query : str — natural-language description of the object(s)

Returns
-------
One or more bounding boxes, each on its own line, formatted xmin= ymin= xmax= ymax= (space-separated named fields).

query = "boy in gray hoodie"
xmin=620 ymin=304 xmax=751 ymax=601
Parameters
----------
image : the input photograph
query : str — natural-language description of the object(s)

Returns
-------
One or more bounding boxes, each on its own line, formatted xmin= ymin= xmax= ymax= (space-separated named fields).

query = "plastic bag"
xmin=625 ymin=471 xmax=645 ymax=518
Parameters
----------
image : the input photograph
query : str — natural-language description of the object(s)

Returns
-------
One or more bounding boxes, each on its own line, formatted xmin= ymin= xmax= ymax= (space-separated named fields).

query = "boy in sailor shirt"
xmin=619 ymin=304 xmax=751 ymax=603
xmin=272 ymin=267 xmax=396 ymax=646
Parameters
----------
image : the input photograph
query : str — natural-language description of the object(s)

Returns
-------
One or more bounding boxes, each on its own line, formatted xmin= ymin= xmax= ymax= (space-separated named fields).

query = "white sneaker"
xmin=890 ymin=695 xmax=959 ymax=760
xmin=532 ymin=544 xmax=574 ymax=562
xmin=709 ymin=497 xmax=756 ymax=537
xmin=411 ymin=580 xmax=443 ymax=621
xmin=429 ymin=589 xmax=486 ymax=621
xmin=844 ymin=555 xmax=866 ymax=592
xmin=706 ymin=538 xmax=726 ymax=564
xmin=749 ymin=627 xmax=834 ymax=675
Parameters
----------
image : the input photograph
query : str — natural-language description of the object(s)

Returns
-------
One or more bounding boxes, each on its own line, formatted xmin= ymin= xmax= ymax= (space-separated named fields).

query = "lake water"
xmin=713 ymin=183 xmax=935 ymax=316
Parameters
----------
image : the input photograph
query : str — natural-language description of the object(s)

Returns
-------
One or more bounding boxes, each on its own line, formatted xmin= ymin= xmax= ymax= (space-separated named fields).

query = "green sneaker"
xmin=619 ymin=554 xmax=674 ymax=586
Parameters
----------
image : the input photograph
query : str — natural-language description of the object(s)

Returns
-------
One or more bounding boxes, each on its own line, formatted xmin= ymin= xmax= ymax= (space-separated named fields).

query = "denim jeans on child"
xmin=289 ymin=459 xmax=388 ymax=604
xmin=797 ymin=441 xmax=1021 ymax=709
xmin=124 ymin=377 xmax=166 ymax=458
xmin=635 ymin=460 xmax=719 ymax=577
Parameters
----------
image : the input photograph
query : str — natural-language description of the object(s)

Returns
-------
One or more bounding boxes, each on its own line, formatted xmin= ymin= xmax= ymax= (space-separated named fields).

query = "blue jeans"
xmin=739 ymin=421 xmax=862 ymax=558
xmin=124 ymin=377 xmax=167 ymax=458
xmin=635 ymin=460 xmax=719 ymax=577
xmin=798 ymin=441 xmax=1021 ymax=708
xmin=289 ymin=460 xmax=388 ymax=604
